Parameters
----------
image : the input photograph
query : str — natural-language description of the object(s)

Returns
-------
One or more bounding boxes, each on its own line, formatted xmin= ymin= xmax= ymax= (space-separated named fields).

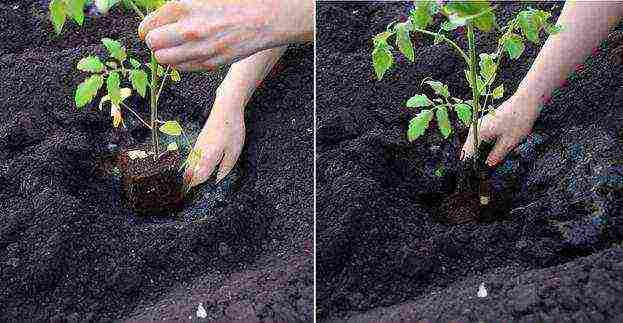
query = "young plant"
xmin=50 ymin=0 xmax=198 ymax=165
xmin=372 ymin=1 xmax=561 ymax=204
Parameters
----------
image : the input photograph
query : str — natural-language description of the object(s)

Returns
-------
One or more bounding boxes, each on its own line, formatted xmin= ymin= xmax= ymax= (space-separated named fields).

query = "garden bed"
xmin=317 ymin=2 xmax=623 ymax=321
xmin=0 ymin=1 xmax=313 ymax=321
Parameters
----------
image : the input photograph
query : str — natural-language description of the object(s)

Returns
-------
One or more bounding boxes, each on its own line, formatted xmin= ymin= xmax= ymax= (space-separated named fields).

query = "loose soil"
xmin=317 ymin=2 xmax=623 ymax=322
xmin=0 ymin=1 xmax=313 ymax=321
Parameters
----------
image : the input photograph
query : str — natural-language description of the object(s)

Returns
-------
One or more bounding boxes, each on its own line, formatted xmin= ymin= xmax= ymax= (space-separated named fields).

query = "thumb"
xmin=485 ymin=137 xmax=513 ymax=167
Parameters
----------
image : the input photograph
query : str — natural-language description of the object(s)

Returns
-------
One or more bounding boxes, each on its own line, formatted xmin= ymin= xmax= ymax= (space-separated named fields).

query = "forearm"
xmin=215 ymin=46 xmax=288 ymax=111
xmin=515 ymin=2 xmax=623 ymax=111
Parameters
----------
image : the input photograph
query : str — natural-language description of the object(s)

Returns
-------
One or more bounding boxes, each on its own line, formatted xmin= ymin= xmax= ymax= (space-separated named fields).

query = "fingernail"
xmin=486 ymin=158 xmax=497 ymax=167
xmin=460 ymin=150 xmax=465 ymax=161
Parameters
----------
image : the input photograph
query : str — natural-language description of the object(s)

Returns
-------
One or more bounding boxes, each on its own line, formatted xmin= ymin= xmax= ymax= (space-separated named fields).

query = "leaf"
xmin=436 ymin=106 xmax=452 ymax=138
xmin=464 ymin=70 xmax=485 ymax=95
xmin=424 ymin=80 xmax=449 ymax=98
xmin=49 ymin=0 xmax=66 ymax=35
xmin=406 ymin=94 xmax=433 ymax=108
xmin=167 ymin=142 xmax=179 ymax=151
xmin=129 ymin=58 xmax=141 ymax=69
xmin=407 ymin=109 xmax=433 ymax=141
xmin=372 ymin=41 xmax=394 ymax=80
xmin=503 ymin=33 xmax=525 ymax=59
xmin=441 ymin=19 xmax=464 ymax=31
xmin=492 ymin=84 xmax=504 ymax=99
xmin=454 ymin=103 xmax=472 ymax=126
xmin=410 ymin=1 xmax=436 ymax=29
xmin=171 ymin=69 xmax=181 ymax=82
xmin=95 ymin=0 xmax=121 ymax=14
xmin=545 ymin=23 xmax=563 ymax=35
xmin=101 ymin=38 xmax=127 ymax=62
xmin=518 ymin=11 xmax=539 ymax=43
xmin=395 ymin=23 xmax=415 ymax=62
xmin=434 ymin=166 xmax=445 ymax=177
xmin=446 ymin=1 xmax=495 ymax=32
xmin=99 ymin=88 xmax=132 ymax=110
xmin=75 ymin=74 xmax=104 ymax=108
xmin=66 ymin=0 xmax=86 ymax=26
xmin=77 ymin=56 xmax=104 ymax=73
xmin=479 ymin=53 xmax=496 ymax=82
xmin=130 ymin=70 xmax=148 ymax=97
xmin=474 ymin=10 xmax=496 ymax=32
xmin=159 ymin=121 xmax=183 ymax=136
xmin=106 ymin=71 xmax=121 ymax=106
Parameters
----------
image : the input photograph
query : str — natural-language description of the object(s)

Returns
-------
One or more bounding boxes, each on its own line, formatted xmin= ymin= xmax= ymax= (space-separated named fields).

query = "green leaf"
xmin=106 ymin=71 xmax=121 ymax=106
xmin=159 ymin=121 xmax=183 ymax=136
xmin=406 ymin=94 xmax=433 ymax=108
xmin=75 ymin=74 xmax=104 ymax=108
xmin=171 ymin=69 xmax=181 ymax=82
xmin=130 ymin=70 xmax=148 ymax=97
xmin=446 ymin=1 xmax=495 ymax=32
xmin=372 ymin=41 xmax=394 ymax=80
xmin=407 ymin=109 xmax=433 ymax=141
xmin=479 ymin=53 xmax=496 ymax=81
xmin=129 ymin=58 xmax=141 ymax=69
xmin=464 ymin=70 xmax=485 ymax=95
xmin=454 ymin=103 xmax=472 ymax=126
xmin=492 ymin=84 xmax=504 ymax=99
xmin=424 ymin=80 xmax=450 ymax=98
xmin=502 ymin=33 xmax=525 ymax=59
xmin=77 ymin=56 xmax=104 ymax=73
xmin=434 ymin=166 xmax=446 ymax=177
xmin=436 ymin=106 xmax=452 ymax=139
xmin=66 ymin=0 xmax=86 ymax=26
xmin=395 ymin=23 xmax=415 ymax=62
xmin=49 ymin=0 xmax=66 ymax=35
xmin=410 ymin=1 xmax=436 ymax=29
xmin=101 ymin=38 xmax=127 ymax=62
xmin=474 ymin=10 xmax=496 ymax=32
xmin=167 ymin=142 xmax=179 ymax=151
xmin=441 ymin=19 xmax=464 ymax=31
xmin=545 ymin=23 xmax=563 ymax=35
xmin=518 ymin=11 xmax=539 ymax=43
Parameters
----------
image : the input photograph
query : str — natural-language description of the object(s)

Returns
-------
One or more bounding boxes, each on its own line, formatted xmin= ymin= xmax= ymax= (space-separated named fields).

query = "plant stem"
xmin=412 ymin=27 xmax=470 ymax=63
xmin=120 ymin=102 xmax=152 ymax=129
xmin=467 ymin=23 xmax=480 ymax=172
xmin=150 ymin=52 xmax=160 ymax=159
xmin=126 ymin=0 xmax=145 ymax=19
xmin=156 ymin=66 xmax=171 ymax=106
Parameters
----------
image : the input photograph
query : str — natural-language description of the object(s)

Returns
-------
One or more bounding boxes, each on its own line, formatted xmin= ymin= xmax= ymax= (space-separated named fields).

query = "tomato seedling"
xmin=372 ymin=1 xmax=561 ymax=205
xmin=49 ymin=0 xmax=201 ymax=172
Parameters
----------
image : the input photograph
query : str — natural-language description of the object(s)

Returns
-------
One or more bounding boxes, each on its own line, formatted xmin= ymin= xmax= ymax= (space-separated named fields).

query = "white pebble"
xmin=196 ymin=303 xmax=207 ymax=318
xmin=477 ymin=282 xmax=488 ymax=298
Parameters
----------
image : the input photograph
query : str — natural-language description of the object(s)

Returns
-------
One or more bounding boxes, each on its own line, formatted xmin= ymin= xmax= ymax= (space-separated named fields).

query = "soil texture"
xmin=317 ymin=2 xmax=623 ymax=321
xmin=0 ymin=1 xmax=313 ymax=321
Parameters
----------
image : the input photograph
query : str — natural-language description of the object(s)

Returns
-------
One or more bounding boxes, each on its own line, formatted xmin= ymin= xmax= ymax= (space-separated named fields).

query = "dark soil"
xmin=0 ymin=1 xmax=313 ymax=321
xmin=317 ymin=1 xmax=623 ymax=321
xmin=118 ymin=145 xmax=184 ymax=216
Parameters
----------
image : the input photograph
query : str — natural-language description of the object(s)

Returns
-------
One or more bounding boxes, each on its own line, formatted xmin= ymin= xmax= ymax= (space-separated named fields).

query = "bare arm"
xmin=463 ymin=2 xmax=623 ymax=166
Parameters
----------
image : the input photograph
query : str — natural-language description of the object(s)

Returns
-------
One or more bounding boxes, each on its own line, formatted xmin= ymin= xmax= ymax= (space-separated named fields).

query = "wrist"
xmin=511 ymin=88 xmax=542 ymax=118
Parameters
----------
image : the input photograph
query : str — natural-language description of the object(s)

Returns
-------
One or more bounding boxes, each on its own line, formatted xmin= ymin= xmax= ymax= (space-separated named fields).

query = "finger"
xmin=138 ymin=1 xmax=189 ymax=40
xmin=154 ymin=36 xmax=235 ymax=65
xmin=145 ymin=23 xmax=186 ymax=51
xmin=173 ymin=59 xmax=219 ymax=72
xmin=216 ymin=149 xmax=241 ymax=183
xmin=190 ymin=148 xmax=224 ymax=187
xmin=486 ymin=137 xmax=514 ymax=167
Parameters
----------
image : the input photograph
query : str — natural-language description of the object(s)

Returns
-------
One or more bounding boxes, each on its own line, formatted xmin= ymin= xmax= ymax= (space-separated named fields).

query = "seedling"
xmin=372 ymin=1 xmax=561 ymax=209
xmin=49 ymin=0 xmax=202 ymax=213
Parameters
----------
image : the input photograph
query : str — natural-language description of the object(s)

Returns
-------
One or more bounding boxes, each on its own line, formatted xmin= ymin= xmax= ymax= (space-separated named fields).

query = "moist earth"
xmin=317 ymin=2 xmax=623 ymax=321
xmin=0 ymin=1 xmax=313 ymax=321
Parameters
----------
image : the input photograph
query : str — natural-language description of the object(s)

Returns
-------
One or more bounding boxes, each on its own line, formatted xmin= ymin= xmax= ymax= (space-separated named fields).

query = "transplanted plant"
xmin=372 ymin=1 xmax=561 ymax=206
xmin=49 ymin=0 xmax=201 ymax=172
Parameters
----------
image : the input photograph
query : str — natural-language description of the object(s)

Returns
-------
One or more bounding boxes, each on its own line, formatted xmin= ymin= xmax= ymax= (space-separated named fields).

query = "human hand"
xmin=461 ymin=94 xmax=540 ymax=167
xmin=183 ymin=97 xmax=245 ymax=188
xmin=138 ymin=0 xmax=313 ymax=71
